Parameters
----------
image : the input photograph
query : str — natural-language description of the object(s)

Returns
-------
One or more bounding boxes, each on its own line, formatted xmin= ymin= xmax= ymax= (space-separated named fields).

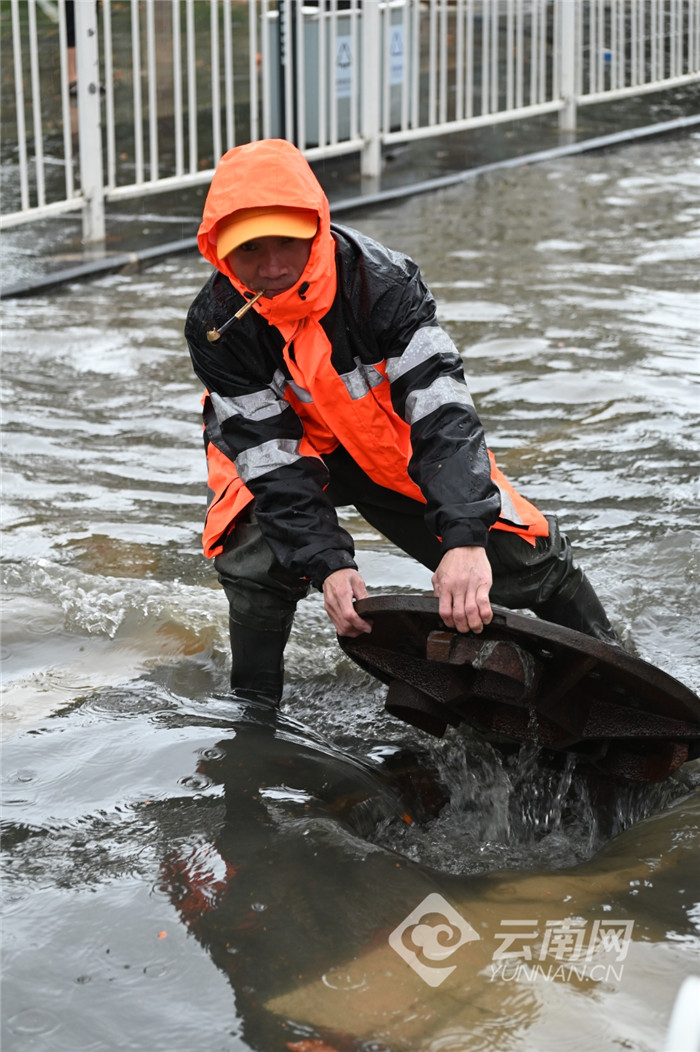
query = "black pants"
xmin=214 ymin=448 xmax=584 ymax=633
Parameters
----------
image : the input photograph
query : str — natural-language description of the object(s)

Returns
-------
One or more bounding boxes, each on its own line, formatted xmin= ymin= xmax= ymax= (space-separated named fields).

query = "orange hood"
xmin=197 ymin=139 xmax=337 ymax=330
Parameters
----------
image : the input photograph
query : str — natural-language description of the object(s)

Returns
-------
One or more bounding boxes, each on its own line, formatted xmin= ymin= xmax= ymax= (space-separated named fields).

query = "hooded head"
xmin=197 ymin=139 xmax=336 ymax=326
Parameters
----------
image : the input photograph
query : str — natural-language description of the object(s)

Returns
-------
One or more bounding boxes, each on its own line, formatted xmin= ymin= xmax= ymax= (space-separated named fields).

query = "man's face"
xmin=228 ymin=235 xmax=314 ymax=298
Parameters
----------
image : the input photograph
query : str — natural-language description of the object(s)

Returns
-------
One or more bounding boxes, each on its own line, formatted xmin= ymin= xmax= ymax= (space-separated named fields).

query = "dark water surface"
xmin=2 ymin=133 xmax=700 ymax=1051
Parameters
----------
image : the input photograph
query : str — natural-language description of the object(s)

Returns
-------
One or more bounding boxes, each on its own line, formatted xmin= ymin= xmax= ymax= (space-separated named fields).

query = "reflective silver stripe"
xmin=385 ymin=325 xmax=458 ymax=383
xmin=235 ymin=438 xmax=304 ymax=481
xmin=211 ymin=389 xmax=285 ymax=424
xmin=287 ymin=378 xmax=313 ymax=403
xmin=495 ymin=482 xmax=525 ymax=526
xmin=271 ymin=367 xmax=313 ymax=404
xmin=270 ymin=369 xmax=288 ymax=399
xmin=339 ymin=358 xmax=386 ymax=400
xmin=404 ymin=375 xmax=474 ymax=424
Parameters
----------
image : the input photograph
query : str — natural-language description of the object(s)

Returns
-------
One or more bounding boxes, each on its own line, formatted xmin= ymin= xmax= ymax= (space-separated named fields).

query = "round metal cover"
xmin=338 ymin=595 xmax=700 ymax=783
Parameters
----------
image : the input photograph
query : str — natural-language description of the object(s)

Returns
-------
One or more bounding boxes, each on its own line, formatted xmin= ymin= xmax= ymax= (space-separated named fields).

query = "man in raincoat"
xmin=185 ymin=139 xmax=617 ymax=700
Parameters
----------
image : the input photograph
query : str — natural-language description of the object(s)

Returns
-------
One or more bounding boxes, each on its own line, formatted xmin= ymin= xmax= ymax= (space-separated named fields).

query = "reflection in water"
xmin=154 ymin=698 xmax=697 ymax=1051
xmin=4 ymin=686 xmax=693 ymax=1050
xmin=2 ymin=134 xmax=700 ymax=1050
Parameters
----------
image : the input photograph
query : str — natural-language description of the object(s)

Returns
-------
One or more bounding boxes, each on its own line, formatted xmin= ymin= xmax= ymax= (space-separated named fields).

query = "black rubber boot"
xmin=533 ymin=574 xmax=620 ymax=645
xmin=228 ymin=617 xmax=292 ymax=704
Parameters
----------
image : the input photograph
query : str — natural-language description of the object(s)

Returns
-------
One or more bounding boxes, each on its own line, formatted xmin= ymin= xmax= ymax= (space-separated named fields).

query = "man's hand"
xmin=323 ymin=568 xmax=372 ymax=637
xmin=431 ymin=546 xmax=493 ymax=633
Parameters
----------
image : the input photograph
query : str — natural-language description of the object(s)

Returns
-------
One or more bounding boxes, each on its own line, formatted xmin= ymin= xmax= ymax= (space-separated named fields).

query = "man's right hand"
xmin=322 ymin=568 xmax=372 ymax=637
xmin=431 ymin=545 xmax=493 ymax=634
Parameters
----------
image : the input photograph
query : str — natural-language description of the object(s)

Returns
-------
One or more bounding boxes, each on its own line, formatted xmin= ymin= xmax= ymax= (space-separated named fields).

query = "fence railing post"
xmin=74 ymin=0 xmax=105 ymax=242
xmin=361 ymin=0 xmax=381 ymax=178
xmin=558 ymin=0 xmax=578 ymax=132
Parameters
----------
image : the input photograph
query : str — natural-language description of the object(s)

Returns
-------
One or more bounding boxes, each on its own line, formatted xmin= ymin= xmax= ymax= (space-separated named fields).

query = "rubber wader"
xmin=533 ymin=574 xmax=620 ymax=645
xmin=228 ymin=617 xmax=292 ymax=703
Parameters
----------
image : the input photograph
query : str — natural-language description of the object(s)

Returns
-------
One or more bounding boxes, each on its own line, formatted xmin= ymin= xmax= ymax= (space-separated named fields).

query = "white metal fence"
xmin=2 ymin=0 xmax=699 ymax=242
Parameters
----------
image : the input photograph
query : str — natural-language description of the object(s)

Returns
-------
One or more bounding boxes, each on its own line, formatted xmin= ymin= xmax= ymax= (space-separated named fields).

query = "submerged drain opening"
xmin=353 ymin=733 xmax=691 ymax=876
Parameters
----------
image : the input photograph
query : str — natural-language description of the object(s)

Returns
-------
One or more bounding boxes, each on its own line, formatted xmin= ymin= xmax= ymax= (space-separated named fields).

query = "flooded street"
xmin=2 ymin=132 xmax=700 ymax=1051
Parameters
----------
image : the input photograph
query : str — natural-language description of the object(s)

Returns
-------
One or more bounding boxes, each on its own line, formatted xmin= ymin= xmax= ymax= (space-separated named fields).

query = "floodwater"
xmin=2 ymin=133 xmax=700 ymax=1052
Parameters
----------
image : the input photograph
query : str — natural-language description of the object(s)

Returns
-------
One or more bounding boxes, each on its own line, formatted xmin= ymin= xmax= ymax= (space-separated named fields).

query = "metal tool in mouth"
xmin=206 ymin=288 xmax=266 ymax=342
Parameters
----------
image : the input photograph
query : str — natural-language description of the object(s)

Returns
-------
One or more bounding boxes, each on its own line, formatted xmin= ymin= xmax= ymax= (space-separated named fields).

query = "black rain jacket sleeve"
xmin=186 ymin=274 xmax=358 ymax=589
xmin=335 ymin=227 xmax=500 ymax=551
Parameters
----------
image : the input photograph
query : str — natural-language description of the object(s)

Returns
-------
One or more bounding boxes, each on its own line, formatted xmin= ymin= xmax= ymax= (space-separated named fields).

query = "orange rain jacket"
xmin=185 ymin=139 xmax=549 ymax=588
